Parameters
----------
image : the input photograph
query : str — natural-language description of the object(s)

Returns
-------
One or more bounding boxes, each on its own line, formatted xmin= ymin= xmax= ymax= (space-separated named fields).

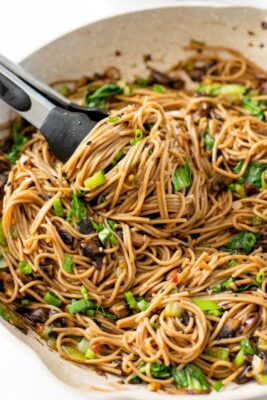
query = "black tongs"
xmin=0 ymin=54 xmax=108 ymax=161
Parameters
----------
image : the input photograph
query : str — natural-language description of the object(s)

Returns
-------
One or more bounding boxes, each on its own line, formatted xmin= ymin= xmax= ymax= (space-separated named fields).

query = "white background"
xmin=0 ymin=1 xmax=267 ymax=399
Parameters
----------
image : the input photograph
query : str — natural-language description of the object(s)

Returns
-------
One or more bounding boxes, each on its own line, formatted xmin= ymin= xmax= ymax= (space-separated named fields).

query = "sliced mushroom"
xmin=39 ymin=263 xmax=54 ymax=279
xmin=149 ymin=68 xmax=185 ymax=89
xmin=210 ymin=175 xmax=229 ymax=193
xmin=194 ymin=102 xmax=211 ymax=119
xmin=217 ymin=318 xmax=241 ymax=339
xmin=80 ymin=238 xmax=103 ymax=269
xmin=24 ymin=307 xmax=50 ymax=326
xmin=244 ymin=182 xmax=259 ymax=196
xmin=186 ymin=60 xmax=217 ymax=82
xmin=181 ymin=311 xmax=191 ymax=326
xmin=58 ymin=228 xmax=74 ymax=245
xmin=235 ymin=365 xmax=253 ymax=384
xmin=238 ymin=312 xmax=259 ymax=335
xmin=78 ymin=218 xmax=94 ymax=235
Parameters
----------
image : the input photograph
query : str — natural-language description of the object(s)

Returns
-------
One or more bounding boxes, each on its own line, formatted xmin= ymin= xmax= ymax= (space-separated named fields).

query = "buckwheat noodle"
xmin=1 ymin=44 xmax=267 ymax=394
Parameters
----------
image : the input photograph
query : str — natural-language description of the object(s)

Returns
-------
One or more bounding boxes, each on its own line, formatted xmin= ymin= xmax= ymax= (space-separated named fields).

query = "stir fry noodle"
xmin=1 ymin=43 xmax=267 ymax=394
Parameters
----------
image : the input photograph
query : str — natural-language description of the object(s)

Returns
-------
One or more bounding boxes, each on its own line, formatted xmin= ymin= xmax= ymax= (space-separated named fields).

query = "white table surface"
xmin=0 ymin=1 xmax=267 ymax=399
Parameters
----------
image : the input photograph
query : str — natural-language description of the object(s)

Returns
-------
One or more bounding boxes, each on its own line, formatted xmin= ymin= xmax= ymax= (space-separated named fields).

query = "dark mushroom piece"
xmin=217 ymin=318 xmax=241 ymax=339
xmin=235 ymin=365 xmax=253 ymax=384
xmin=58 ymin=227 xmax=74 ymax=245
xmin=149 ymin=68 xmax=185 ymax=90
xmin=78 ymin=218 xmax=94 ymax=235
xmin=187 ymin=60 xmax=217 ymax=82
xmin=39 ymin=263 xmax=55 ymax=279
xmin=24 ymin=307 xmax=50 ymax=326
xmin=181 ymin=311 xmax=191 ymax=326
xmin=80 ymin=238 xmax=103 ymax=269
xmin=244 ymin=182 xmax=259 ymax=196
xmin=194 ymin=102 xmax=211 ymax=119
xmin=238 ymin=312 xmax=259 ymax=335
xmin=210 ymin=175 xmax=230 ymax=193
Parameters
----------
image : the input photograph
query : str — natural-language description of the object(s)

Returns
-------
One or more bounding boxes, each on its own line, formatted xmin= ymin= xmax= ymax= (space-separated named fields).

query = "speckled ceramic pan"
xmin=1 ymin=4 xmax=267 ymax=399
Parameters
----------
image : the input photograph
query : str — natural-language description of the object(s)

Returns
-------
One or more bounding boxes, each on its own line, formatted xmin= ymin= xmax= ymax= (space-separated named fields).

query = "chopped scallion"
xmin=111 ymin=150 xmax=123 ymax=166
xmin=256 ymin=271 xmax=266 ymax=284
xmin=108 ymin=115 xmax=119 ymax=123
xmin=152 ymin=84 xmax=166 ymax=93
xmin=130 ymin=128 xmax=144 ymax=146
xmin=192 ymin=298 xmax=222 ymax=316
xmin=124 ymin=291 xmax=137 ymax=309
xmin=172 ymin=161 xmax=192 ymax=192
xmin=53 ymin=198 xmax=64 ymax=218
xmin=62 ymin=254 xmax=73 ymax=273
xmin=44 ymin=291 xmax=62 ymax=307
xmin=18 ymin=260 xmax=32 ymax=275
xmin=84 ymin=170 xmax=106 ymax=190
xmin=85 ymin=347 xmax=96 ymax=359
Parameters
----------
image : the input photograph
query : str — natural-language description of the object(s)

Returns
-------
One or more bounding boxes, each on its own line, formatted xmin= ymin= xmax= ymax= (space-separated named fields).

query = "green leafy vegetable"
xmin=236 ymin=282 xmax=259 ymax=292
xmin=96 ymin=306 xmax=117 ymax=320
xmin=197 ymin=83 xmax=246 ymax=102
xmin=18 ymin=260 xmax=32 ymax=275
xmin=172 ymin=162 xmax=192 ymax=192
xmin=62 ymin=254 xmax=73 ymax=273
xmin=129 ymin=375 xmax=142 ymax=384
xmin=44 ymin=291 xmax=62 ymax=307
xmin=130 ymin=128 xmax=144 ymax=146
xmin=71 ymin=192 xmax=88 ymax=223
xmin=240 ymin=337 xmax=256 ymax=355
xmin=150 ymin=363 xmax=171 ymax=379
xmin=192 ymin=298 xmax=222 ymax=316
xmin=204 ymin=133 xmax=214 ymax=151
xmin=242 ymin=96 xmax=267 ymax=120
xmin=223 ymin=231 xmax=258 ymax=254
xmin=6 ymin=120 xmax=28 ymax=165
xmin=212 ymin=277 xmax=235 ymax=293
xmin=91 ymin=220 xmax=104 ymax=232
xmin=84 ymin=170 xmax=106 ymax=190
xmin=171 ymin=364 xmax=209 ymax=391
xmin=85 ymin=83 xmax=123 ymax=109
xmin=152 ymin=84 xmax=167 ymax=93
xmin=233 ymin=161 xmax=267 ymax=189
xmin=53 ymin=198 xmax=64 ymax=218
